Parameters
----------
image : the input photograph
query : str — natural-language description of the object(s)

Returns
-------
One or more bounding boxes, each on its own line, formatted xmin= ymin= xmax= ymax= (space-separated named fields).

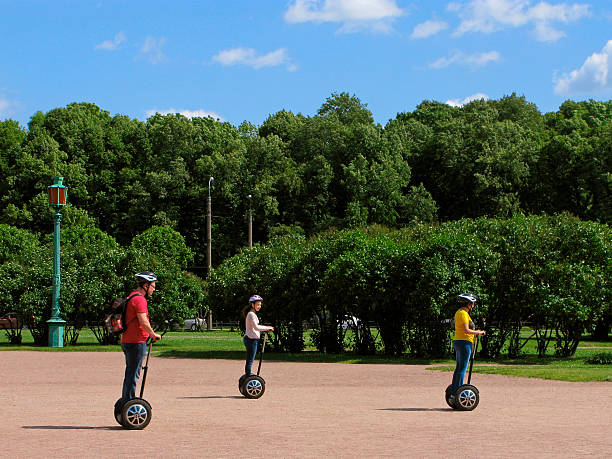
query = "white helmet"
xmin=458 ymin=293 xmax=477 ymax=304
xmin=135 ymin=271 xmax=157 ymax=283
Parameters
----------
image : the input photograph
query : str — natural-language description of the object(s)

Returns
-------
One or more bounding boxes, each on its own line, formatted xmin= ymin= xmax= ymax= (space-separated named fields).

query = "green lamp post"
xmin=47 ymin=176 xmax=67 ymax=347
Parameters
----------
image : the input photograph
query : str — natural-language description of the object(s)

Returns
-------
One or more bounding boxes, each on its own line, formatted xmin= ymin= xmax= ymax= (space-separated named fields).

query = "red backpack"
xmin=104 ymin=293 xmax=141 ymax=335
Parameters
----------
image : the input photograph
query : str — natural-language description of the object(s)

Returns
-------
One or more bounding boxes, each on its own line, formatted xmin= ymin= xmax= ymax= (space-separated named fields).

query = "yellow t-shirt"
xmin=454 ymin=309 xmax=474 ymax=343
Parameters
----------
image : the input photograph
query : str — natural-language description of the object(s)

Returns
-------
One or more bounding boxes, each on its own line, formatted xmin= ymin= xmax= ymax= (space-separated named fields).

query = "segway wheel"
xmin=121 ymin=398 xmax=152 ymax=430
xmin=114 ymin=398 xmax=124 ymax=425
xmin=444 ymin=385 xmax=456 ymax=409
xmin=454 ymin=385 xmax=479 ymax=411
xmin=238 ymin=374 xmax=249 ymax=395
xmin=243 ymin=375 xmax=265 ymax=399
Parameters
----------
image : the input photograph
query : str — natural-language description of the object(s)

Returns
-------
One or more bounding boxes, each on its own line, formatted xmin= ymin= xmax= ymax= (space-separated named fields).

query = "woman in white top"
xmin=242 ymin=295 xmax=274 ymax=375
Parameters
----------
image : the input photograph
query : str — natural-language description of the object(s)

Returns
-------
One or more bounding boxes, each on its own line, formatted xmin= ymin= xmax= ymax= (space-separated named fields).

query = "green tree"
xmin=395 ymin=98 xmax=542 ymax=220
xmin=128 ymin=226 xmax=202 ymax=332
xmin=318 ymin=92 xmax=374 ymax=125
xmin=532 ymin=100 xmax=612 ymax=223
xmin=0 ymin=225 xmax=43 ymax=343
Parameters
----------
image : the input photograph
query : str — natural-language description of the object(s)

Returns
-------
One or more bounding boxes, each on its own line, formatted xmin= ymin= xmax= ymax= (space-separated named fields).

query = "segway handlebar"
xmin=466 ymin=336 xmax=479 ymax=385
xmin=140 ymin=338 xmax=156 ymax=398
xmin=256 ymin=332 xmax=267 ymax=376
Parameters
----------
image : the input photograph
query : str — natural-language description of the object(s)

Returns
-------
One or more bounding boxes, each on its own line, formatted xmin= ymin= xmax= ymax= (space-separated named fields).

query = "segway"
xmin=445 ymin=336 xmax=480 ymax=411
xmin=114 ymin=338 xmax=156 ymax=429
xmin=238 ymin=333 xmax=267 ymax=399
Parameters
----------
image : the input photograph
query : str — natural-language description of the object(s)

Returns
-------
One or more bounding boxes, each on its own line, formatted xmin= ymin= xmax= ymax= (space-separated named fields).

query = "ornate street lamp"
xmin=47 ymin=176 xmax=67 ymax=347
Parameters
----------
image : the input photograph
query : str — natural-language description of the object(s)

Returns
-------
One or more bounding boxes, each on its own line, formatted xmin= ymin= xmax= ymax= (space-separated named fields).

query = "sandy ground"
xmin=1 ymin=351 xmax=610 ymax=458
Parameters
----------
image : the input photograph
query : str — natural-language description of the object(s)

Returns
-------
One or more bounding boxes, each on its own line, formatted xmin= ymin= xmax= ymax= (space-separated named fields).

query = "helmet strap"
xmin=137 ymin=282 xmax=150 ymax=297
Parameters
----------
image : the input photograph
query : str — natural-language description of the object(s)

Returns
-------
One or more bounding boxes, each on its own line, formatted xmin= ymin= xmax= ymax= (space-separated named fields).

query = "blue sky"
xmin=1 ymin=0 xmax=611 ymax=128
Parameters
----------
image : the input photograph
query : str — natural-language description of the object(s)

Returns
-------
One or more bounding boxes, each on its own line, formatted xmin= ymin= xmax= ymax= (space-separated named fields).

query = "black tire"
xmin=121 ymin=398 xmax=152 ymax=430
xmin=243 ymin=375 xmax=265 ymax=399
xmin=114 ymin=398 xmax=124 ymax=425
xmin=191 ymin=323 xmax=197 ymax=331
xmin=445 ymin=385 xmax=456 ymax=409
xmin=454 ymin=385 xmax=479 ymax=411
xmin=238 ymin=374 xmax=248 ymax=395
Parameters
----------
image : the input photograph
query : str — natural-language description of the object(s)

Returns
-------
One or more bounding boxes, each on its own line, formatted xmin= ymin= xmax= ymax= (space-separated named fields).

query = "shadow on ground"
xmin=23 ymin=425 xmax=120 ymax=430
xmin=155 ymin=349 xmax=437 ymax=365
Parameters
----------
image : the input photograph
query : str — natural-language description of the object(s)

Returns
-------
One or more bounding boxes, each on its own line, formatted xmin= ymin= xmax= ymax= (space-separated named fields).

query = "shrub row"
xmin=206 ymin=214 xmax=610 ymax=358
xmin=0 ymin=224 xmax=204 ymax=345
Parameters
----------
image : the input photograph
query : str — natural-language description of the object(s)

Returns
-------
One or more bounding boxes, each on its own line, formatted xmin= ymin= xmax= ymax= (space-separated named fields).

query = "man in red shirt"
xmin=121 ymin=272 xmax=162 ymax=402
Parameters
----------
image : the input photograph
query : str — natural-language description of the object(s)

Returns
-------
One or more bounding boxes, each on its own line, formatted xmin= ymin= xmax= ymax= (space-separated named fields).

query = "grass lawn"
xmin=429 ymin=336 xmax=612 ymax=382
xmin=429 ymin=357 xmax=612 ymax=383
xmin=2 ymin=328 xmax=611 ymax=382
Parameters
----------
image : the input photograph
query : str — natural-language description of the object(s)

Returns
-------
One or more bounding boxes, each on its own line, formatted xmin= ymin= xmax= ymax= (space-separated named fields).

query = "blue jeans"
xmin=451 ymin=340 xmax=472 ymax=393
xmin=122 ymin=342 xmax=147 ymax=401
xmin=243 ymin=336 xmax=259 ymax=375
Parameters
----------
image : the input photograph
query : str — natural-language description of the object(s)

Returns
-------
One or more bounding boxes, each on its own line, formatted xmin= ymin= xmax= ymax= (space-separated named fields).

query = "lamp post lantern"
xmin=248 ymin=194 xmax=252 ymax=248
xmin=47 ymin=176 xmax=67 ymax=347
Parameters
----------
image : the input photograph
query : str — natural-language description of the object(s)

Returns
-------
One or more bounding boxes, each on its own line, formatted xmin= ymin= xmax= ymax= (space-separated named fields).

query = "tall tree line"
xmin=0 ymin=93 xmax=610 ymax=266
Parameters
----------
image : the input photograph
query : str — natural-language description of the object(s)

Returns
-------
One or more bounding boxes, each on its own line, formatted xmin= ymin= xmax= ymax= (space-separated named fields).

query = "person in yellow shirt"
xmin=450 ymin=293 xmax=486 ymax=402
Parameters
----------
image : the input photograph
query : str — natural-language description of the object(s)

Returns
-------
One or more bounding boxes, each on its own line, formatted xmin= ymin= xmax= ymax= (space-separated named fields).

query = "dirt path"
xmin=1 ymin=351 xmax=610 ymax=458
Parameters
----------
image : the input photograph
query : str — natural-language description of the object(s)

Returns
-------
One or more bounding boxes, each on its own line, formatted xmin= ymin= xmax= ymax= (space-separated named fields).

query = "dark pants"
xmin=243 ymin=336 xmax=259 ymax=375
xmin=451 ymin=340 xmax=472 ymax=392
xmin=122 ymin=342 xmax=147 ymax=401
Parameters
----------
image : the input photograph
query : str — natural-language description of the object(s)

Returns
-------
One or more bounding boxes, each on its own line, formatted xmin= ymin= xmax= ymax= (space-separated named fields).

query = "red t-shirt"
xmin=120 ymin=291 xmax=150 ymax=343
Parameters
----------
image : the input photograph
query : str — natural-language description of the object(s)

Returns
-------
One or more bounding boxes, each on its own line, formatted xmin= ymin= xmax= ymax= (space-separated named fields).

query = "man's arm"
xmin=136 ymin=312 xmax=161 ymax=340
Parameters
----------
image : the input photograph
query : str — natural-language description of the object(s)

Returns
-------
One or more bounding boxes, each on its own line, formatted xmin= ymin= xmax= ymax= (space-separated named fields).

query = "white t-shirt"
xmin=245 ymin=311 xmax=271 ymax=339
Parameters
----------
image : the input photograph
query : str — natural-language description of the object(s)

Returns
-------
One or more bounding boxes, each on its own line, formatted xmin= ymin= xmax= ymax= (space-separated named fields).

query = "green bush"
xmin=0 ymin=223 xmax=204 ymax=345
xmin=585 ymin=352 xmax=612 ymax=365
xmin=206 ymin=215 xmax=610 ymax=358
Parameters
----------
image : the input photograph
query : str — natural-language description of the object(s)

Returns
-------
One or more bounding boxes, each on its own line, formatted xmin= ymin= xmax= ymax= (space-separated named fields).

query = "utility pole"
xmin=207 ymin=176 xmax=214 ymax=330
xmin=248 ymin=194 xmax=252 ymax=248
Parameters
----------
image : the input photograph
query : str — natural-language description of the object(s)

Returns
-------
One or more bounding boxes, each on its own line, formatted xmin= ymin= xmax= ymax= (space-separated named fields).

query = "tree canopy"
xmin=1 ymin=94 xmax=609 ymax=267
xmin=0 ymin=93 xmax=610 ymax=347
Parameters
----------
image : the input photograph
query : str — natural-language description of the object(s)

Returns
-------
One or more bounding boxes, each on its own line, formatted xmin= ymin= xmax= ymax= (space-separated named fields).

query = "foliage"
xmin=0 ymin=224 xmax=204 ymax=345
xmin=2 ymin=96 xmax=610 ymax=267
xmin=585 ymin=352 xmax=612 ymax=365
xmin=0 ymin=95 xmax=610 ymax=353
xmin=206 ymin=215 xmax=610 ymax=358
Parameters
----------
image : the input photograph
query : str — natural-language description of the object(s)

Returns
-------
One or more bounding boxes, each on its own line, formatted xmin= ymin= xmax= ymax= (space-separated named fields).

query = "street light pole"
xmin=47 ymin=176 xmax=67 ymax=347
xmin=207 ymin=176 xmax=214 ymax=277
xmin=248 ymin=194 xmax=252 ymax=248
xmin=206 ymin=176 xmax=214 ymax=331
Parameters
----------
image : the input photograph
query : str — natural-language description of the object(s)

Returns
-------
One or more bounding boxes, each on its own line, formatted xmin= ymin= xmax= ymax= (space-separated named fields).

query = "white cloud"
xmin=446 ymin=93 xmax=490 ymax=107
xmin=140 ymin=36 xmax=167 ymax=64
xmin=532 ymin=20 xmax=565 ymax=41
xmin=145 ymin=109 xmax=224 ymax=121
xmin=94 ymin=31 xmax=126 ymax=51
xmin=284 ymin=0 xmax=403 ymax=33
xmin=0 ymin=95 xmax=18 ymax=119
xmin=411 ymin=19 xmax=449 ymax=38
xmin=554 ymin=40 xmax=612 ymax=95
xmin=212 ymin=47 xmax=296 ymax=71
xmin=447 ymin=0 xmax=590 ymax=42
xmin=429 ymin=50 xmax=501 ymax=69
xmin=0 ymin=96 xmax=10 ymax=113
